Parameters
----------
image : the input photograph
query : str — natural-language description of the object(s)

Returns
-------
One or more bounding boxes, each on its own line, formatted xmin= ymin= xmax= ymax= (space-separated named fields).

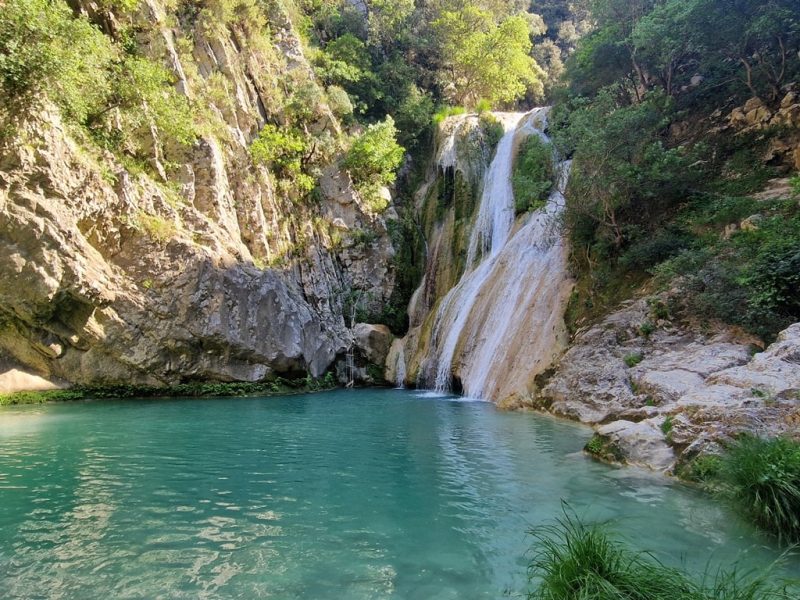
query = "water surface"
xmin=0 ymin=389 xmax=794 ymax=598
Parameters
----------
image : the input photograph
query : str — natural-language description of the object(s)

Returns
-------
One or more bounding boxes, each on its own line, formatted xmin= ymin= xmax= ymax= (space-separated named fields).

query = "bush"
xmin=0 ymin=0 xmax=114 ymax=121
xmin=718 ymin=435 xmax=800 ymax=543
xmin=137 ymin=212 xmax=176 ymax=244
xmin=513 ymin=134 xmax=554 ymax=214
xmin=326 ymin=84 xmax=353 ymax=120
xmin=92 ymin=55 xmax=196 ymax=154
xmin=432 ymin=105 xmax=466 ymax=125
xmin=527 ymin=509 xmax=797 ymax=599
xmin=344 ymin=116 xmax=404 ymax=211
xmin=250 ymin=124 xmax=315 ymax=193
xmin=623 ymin=353 xmax=643 ymax=367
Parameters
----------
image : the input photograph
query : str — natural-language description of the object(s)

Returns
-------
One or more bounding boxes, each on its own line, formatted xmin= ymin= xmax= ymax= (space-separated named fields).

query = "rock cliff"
xmin=538 ymin=295 xmax=800 ymax=472
xmin=0 ymin=0 xmax=396 ymax=388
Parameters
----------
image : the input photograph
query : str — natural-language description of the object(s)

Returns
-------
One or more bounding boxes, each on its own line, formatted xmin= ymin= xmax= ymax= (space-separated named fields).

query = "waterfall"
xmin=395 ymin=345 xmax=406 ymax=389
xmin=465 ymin=112 xmax=527 ymax=266
xmin=421 ymin=108 xmax=572 ymax=401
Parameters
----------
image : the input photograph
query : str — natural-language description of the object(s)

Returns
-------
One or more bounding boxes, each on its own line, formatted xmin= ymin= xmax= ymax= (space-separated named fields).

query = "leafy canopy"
xmin=433 ymin=7 xmax=544 ymax=107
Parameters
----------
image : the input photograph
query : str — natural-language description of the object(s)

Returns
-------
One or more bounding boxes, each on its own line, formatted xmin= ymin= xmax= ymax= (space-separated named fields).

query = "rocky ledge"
xmin=537 ymin=297 xmax=800 ymax=473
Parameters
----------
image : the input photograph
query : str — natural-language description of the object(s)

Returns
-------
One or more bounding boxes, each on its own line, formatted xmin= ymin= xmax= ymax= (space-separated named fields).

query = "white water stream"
xmin=424 ymin=108 xmax=572 ymax=401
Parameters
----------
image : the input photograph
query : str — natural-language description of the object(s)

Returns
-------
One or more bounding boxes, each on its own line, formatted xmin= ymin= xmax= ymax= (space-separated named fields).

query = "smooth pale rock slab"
xmin=675 ymin=384 xmax=750 ymax=408
xmin=0 ymin=368 xmax=61 ymax=393
xmin=598 ymin=418 xmax=675 ymax=472
xmin=636 ymin=369 xmax=706 ymax=402
xmin=634 ymin=342 xmax=750 ymax=377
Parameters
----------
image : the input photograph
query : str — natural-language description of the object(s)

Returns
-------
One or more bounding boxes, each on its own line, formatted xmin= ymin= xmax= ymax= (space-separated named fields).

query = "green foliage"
xmin=584 ymin=434 xmax=625 ymax=463
xmin=638 ymin=321 xmax=655 ymax=338
xmin=433 ymin=7 xmax=544 ymax=107
xmin=475 ymin=98 xmax=492 ymax=113
xmin=344 ymin=116 xmax=404 ymax=212
xmin=653 ymin=204 xmax=800 ymax=342
xmin=584 ymin=434 xmax=605 ymax=456
xmin=137 ymin=212 xmax=177 ymax=244
xmin=623 ymin=353 xmax=643 ymax=368
xmin=479 ymin=113 xmax=504 ymax=152
xmin=0 ymin=0 xmax=114 ymax=122
xmin=250 ymin=124 xmax=315 ymax=193
xmin=513 ymin=135 xmax=555 ymax=214
xmin=556 ymin=91 xmax=700 ymax=257
xmin=527 ymin=508 xmax=797 ymax=599
xmin=326 ymin=84 xmax=353 ymax=120
xmin=0 ymin=0 xmax=195 ymax=160
xmin=718 ymin=435 xmax=800 ymax=543
xmin=433 ymin=106 xmax=467 ymax=125
xmin=660 ymin=415 xmax=673 ymax=436
xmin=677 ymin=453 xmax=722 ymax=483
xmin=92 ymin=55 xmax=196 ymax=153
xmin=0 ymin=375 xmax=339 ymax=406
xmin=393 ymin=85 xmax=434 ymax=152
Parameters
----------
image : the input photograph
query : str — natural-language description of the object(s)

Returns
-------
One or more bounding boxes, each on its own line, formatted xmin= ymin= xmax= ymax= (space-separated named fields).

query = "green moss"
xmin=0 ymin=374 xmax=339 ymax=406
xmin=584 ymin=433 xmax=625 ymax=463
xmin=512 ymin=135 xmax=554 ymax=214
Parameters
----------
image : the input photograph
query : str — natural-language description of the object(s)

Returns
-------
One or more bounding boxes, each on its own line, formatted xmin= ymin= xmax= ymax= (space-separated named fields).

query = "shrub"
xmin=527 ymin=509 xmax=797 ymax=599
xmin=432 ymin=105 xmax=466 ymax=124
xmin=344 ymin=116 xmax=404 ymax=211
xmin=623 ymin=353 xmax=643 ymax=368
xmin=638 ymin=321 xmax=654 ymax=338
xmin=326 ymin=84 xmax=353 ymax=120
xmin=137 ymin=212 xmax=176 ymax=244
xmin=250 ymin=124 xmax=315 ymax=193
xmin=91 ymin=55 xmax=196 ymax=154
xmin=475 ymin=98 xmax=492 ymax=113
xmin=513 ymin=135 xmax=554 ymax=214
xmin=677 ymin=453 xmax=722 ymax=483
xmin=0 ymin=0 xmax=114 ymax=121
xmin=718 ymin=435 xmax=800 ymax=543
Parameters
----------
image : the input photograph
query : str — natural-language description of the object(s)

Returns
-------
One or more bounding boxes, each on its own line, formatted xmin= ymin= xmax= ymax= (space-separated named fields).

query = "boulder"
xmin=597 ymin=418 xmax=676 ymax=471
xmin=352 ymin=323 xmax=393 ymax=366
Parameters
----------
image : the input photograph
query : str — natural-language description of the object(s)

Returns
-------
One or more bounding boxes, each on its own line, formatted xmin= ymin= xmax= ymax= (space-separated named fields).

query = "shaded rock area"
xmin=539 ymin=297 xmax=800 ymax=472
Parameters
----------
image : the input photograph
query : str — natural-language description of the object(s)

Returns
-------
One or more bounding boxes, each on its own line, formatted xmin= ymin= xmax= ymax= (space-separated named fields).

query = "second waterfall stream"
xmin=387 ymin=109 xmax=573 ymax=404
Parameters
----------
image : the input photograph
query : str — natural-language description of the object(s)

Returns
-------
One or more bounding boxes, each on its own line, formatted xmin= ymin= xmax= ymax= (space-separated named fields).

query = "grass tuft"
xmin=527 ymin=507 xmax=797 ymax=599
xmin=718 ymin=435 xmax=800 ymax=543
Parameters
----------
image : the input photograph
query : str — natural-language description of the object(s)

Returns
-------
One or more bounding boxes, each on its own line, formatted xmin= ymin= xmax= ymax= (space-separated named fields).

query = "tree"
xmin=433 ymin=6 xmax=544 ymax=106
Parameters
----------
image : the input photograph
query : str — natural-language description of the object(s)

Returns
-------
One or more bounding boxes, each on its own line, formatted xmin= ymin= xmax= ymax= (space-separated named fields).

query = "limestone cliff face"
xmin=538 ymin=295 xmax=800 ymax=473
xmin=0 ymin=0 xmax=396 ymax=387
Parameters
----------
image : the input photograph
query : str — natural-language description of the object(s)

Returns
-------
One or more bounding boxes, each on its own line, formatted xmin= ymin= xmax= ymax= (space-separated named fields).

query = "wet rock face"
xmin=541 ymin=298 xmax=800 ymax=472
xmin=0 ymin=2 xmax=396 ymax=387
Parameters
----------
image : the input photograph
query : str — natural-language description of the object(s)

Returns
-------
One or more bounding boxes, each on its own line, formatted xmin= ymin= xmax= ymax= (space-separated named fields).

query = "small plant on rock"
xmin=623 ymin=352 xmax=643 ymax=368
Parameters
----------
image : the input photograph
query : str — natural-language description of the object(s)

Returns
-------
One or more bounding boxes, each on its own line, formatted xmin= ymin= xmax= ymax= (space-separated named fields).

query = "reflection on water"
xmin=0 ymin=389 xmax=795 ymax=599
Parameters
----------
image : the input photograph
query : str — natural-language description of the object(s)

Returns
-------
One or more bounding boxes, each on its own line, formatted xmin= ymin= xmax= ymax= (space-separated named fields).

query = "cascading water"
xmin=394 ymin=345 xmax=406 ymax=389
xmin=421 ymin=108 xmax=573 ymax=401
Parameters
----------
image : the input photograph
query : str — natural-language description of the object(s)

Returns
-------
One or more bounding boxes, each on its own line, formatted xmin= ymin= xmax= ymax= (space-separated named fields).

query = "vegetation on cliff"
xmin=552 ymin=0 xmax=800 ymax=343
